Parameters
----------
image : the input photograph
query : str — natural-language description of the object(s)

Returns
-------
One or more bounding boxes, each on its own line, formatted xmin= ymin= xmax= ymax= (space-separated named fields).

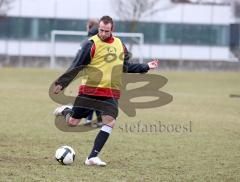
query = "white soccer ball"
xmin=55 ymin=146 xmax=75 ymax=165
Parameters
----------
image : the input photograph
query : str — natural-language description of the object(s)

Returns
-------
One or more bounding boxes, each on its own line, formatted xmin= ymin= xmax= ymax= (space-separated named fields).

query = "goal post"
xmin=50 ymin=30 xmax=144 ymax=68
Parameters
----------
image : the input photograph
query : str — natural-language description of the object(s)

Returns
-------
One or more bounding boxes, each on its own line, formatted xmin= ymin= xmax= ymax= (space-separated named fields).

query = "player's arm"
xmin=122 ymin=43 xmax=158 ymax=73
xmin=53 ymin=40 xmax=93 ymax=94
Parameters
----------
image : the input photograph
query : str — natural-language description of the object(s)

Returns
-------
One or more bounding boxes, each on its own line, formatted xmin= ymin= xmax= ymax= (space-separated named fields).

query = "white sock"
xmin=101 ymin=125 xmax=112 ymax=134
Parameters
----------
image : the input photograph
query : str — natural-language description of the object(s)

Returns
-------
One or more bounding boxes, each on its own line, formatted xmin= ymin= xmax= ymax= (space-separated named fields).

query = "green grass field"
xmin=0 ymin=68 xmax=239 ymax=181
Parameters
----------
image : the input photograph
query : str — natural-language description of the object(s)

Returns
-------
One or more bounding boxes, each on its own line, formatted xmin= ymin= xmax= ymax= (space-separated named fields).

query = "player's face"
xmin=98 ymin=21 xmax=112 ymax=41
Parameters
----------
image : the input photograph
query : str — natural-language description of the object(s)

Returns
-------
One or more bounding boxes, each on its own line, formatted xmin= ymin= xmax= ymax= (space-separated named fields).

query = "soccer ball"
xmin=55 ymin=146 xmax=75 ymax=165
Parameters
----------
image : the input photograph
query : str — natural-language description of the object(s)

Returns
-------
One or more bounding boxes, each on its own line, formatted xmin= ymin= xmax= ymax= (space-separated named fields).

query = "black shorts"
xmin=71 ymin=94 xmax=118 ymax=119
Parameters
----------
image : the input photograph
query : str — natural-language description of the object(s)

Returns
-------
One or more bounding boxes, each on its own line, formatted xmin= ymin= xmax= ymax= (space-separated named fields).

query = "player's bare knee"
xmin=102 ymin=115 xmax=115 ymax=128
xmin=105 ymin=120 xmax=115 ymax=128
xmin=67 ymin=117 xmax=80 ymax=127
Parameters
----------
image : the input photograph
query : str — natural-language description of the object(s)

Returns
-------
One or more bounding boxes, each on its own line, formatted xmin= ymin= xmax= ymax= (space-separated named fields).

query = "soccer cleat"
xmin=84 ymin=157 xmax=106 ymax=166
xmin=84 ymin=119 xmax=92 ymax=125
xmin=53 ymin=105 xmax=73 ymax=116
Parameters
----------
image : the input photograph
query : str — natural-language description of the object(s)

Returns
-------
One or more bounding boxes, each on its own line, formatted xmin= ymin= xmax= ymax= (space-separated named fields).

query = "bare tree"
xmin=172 ymin=0 xmax=230 ymax=5
xmin=114 ymin=0 xmax=170 ymax=21
xmin=231 ymin=0 xmax=240 ymax=18
xmin=113 ymin=0 xmax=174 ymax=32
xmin=0 ymin=0 xmax=14 ymax=17
xmin=112 ymin=0 xmax=174 ymax=52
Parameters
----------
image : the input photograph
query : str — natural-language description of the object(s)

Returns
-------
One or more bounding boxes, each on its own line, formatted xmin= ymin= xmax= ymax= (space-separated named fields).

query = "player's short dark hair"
xmin=99 ymin=15 xmax=114 ymax=30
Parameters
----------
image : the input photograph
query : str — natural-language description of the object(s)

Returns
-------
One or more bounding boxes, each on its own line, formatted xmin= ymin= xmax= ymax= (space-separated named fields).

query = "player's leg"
xmin=67 ymin=117 xmax=81 ymax=126
xmin=85 ymin=115 xmax=115 ymax=166
xmin=54 ymin=94 xmax=97 ymax=126
xmin=85 ymin=98 xmax=118 ymax=166
xmin=67 ymin=105 xmax=96 ymax=126
xmin=53 ymin=105 xmax=81 ymax=126
xmin=54 ymin=105 xmax=93 ymax=126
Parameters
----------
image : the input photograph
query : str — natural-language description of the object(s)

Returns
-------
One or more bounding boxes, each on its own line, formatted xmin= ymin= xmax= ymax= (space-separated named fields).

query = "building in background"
xmin=0 ymin=0 xmax=239 ymax=69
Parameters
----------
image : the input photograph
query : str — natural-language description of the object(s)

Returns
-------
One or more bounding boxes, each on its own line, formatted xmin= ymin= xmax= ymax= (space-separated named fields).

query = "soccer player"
xmin=53 ymin=15 xmax=158 ymax=166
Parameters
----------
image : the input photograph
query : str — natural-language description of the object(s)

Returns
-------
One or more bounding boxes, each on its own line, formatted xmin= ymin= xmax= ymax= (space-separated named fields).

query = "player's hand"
xmin=53 ymin=84 xmax=63 ymax=94
xmin=147 ymin=59 xmax=159 ymax=69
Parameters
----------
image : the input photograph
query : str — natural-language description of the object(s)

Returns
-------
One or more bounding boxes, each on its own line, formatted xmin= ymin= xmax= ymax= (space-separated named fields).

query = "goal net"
xmin=50 ymin=30 xmax=144 ymax=68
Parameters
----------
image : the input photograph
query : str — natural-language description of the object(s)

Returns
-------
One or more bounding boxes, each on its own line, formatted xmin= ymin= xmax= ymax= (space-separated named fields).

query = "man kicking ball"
xmin=53 ymin=15 xmax=158 ymax=166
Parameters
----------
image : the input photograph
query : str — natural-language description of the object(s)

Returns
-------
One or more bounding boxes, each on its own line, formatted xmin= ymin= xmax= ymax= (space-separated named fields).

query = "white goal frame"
xmin=50 ymin=30 xmax=144 ymax=68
